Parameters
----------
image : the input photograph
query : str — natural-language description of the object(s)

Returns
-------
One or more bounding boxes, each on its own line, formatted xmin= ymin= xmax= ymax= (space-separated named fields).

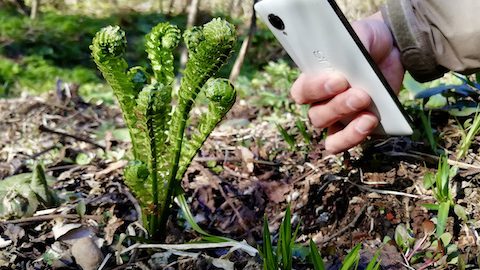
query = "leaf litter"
xmin=1 ymin=88 xmax=480 ymax=269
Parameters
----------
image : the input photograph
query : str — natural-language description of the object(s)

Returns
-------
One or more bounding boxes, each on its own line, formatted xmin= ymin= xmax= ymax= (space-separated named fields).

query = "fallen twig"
xmin=110 ymin=181 xmax=143 ymax=225
xmin=120 ymin=240 xmax=258 ymax=257
xmin=3 ymin=214 xmax=103 ymax=224
xmin=194 ymin=162 xmax=249 ymax=232
xmin=385 ymin=150 xmax=480 ymax=170
xmin=39 ymin=124 xmax=105 ymax=150
xmin=97 ymin=253 xmax=112 ymax=270
xmin=318 ymin=204 xmax=368 ymax=245
xmin=347 ymin=180 xmax=424 ymax=199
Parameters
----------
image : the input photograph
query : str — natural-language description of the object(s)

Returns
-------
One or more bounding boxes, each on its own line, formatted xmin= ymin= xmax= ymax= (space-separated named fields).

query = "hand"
xmin=290 ymin=12 xmax=405 ymax=154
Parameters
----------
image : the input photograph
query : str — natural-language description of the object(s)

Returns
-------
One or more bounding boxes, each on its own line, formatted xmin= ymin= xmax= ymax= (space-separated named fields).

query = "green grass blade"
xmin=419 ymin=109 xmax=437 ymax=154
xmin=454 ymin=204 xmax=468 ymax=222
xmin=279 ymin=205 xmax=292 ymax=270
xmin=276 ymin=123 xmax=296 ymax=149
xmin=340 ymin=244 xmax=361 ymax=270
xmin=458 ymin=106 xmax=480 ymax=159
xmin=262 ymin=216 xmax=278 ymax=270
xmin=295 ymin=119 xmax=311 ymax=144
xmin=176 ymin=194 xmax=231 ymax=243
xmin=309 ymin=240 xmax=325 ymax=270
xmin=436 ymin=201 xmax=450 ymax=237
xmin=423 ymin=172 xmax=434 ymax=190
xmin=365 ymin=252 xmax=381 ymax=270
xmin=439 ymin=156 xmax=450 ymax=201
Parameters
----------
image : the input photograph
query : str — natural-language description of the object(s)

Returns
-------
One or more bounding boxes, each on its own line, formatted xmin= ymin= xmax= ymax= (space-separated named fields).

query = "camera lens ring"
xmin=268 ymin=14 xmax=285 ymax=31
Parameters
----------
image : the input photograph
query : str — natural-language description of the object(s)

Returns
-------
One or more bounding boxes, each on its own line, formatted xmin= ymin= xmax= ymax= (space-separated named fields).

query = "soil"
xmin=1 ymin=89 xmax=480 ymax=269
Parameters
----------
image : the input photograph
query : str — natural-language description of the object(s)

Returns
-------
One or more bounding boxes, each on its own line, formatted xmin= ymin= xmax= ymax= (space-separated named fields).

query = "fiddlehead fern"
xmin=90 ymin=26 xmax=140 ymax=155
xmin=169 ymin=18 xmax=235 ymax=176
xmin=160 ymin=19 xmax=236 ymax=232
xmin=91 ymin=18 xmax=237 ymax=240
xmin=176 ymin=79 xmax=236 ymax=181
xmin=145 ymin=23 xmax=181 ymax=84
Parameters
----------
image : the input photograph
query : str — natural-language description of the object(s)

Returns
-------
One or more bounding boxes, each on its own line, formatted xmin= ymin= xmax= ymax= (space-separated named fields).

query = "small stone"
xmin=71 ymin=237 xmax=104 ymax=270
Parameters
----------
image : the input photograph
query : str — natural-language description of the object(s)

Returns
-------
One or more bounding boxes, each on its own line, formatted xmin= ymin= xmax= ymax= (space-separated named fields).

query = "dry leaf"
xmin=104 ymin=216 xmax=124 ymax=245
xmin=239 ymin=146 xmax=254 ymax=173
xmin=259 ymin=181 xmax=291 ymax=204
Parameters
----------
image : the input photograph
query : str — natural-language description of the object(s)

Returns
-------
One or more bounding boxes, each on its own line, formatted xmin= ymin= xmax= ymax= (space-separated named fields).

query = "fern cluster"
xmin=91 ymin=19 xmax=236 ymax=238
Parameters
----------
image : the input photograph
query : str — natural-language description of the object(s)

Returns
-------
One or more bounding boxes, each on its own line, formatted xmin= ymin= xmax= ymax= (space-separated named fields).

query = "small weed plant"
xmin=422 ymin=156 xmax=468 ymax=236
xmin=261 ymin=206 xmax=381 ymax=270
xmin=91 ymin=19 xmax=236 ymax=239
xmin=457 ymin=107 xmax=480 ymax=159
xmin=395 ymin=221 xmax=461 ymax=268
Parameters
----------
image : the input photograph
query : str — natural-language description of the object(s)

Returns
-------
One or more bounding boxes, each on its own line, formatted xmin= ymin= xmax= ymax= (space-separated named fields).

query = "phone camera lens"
xmin=268 ymin=14 xmax=285 ymax=30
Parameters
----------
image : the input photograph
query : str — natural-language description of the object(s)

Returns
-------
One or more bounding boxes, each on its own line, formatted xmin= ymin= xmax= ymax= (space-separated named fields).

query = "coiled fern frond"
xmin=91 ymin=19 xmax=236 ymax=239
xmin=167 ymin=18 xmax=236 ymax=186
xmin=176 ymin=78 xmax=236 ymax=181
xmin=145 ymin=23 xmax=181 ymax=84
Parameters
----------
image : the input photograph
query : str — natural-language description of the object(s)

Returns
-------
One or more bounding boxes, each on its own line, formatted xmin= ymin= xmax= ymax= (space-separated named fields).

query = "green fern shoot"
xmin=90 ymin=19 xmax=236 ymax=239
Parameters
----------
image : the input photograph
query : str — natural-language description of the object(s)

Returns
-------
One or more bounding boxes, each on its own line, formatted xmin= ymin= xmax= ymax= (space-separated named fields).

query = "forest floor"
xmin=2 ymin=82 xmax=480 ymax=269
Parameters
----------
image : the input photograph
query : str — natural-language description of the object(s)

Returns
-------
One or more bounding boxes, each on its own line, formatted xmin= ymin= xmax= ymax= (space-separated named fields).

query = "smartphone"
xmin=254 ymin=0 xmax=413 ymax=135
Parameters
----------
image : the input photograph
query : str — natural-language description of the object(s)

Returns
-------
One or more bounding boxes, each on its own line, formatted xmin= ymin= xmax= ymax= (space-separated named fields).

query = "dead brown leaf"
xmin=258 ymin=181 xmax=291 ymax=204
xmin=104 ymin=215 xmax=124 ymax=245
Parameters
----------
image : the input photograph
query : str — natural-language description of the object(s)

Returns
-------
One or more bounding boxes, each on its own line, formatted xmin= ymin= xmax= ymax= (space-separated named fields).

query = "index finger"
xmin=290 ymin=71 xmax=349 ymax=104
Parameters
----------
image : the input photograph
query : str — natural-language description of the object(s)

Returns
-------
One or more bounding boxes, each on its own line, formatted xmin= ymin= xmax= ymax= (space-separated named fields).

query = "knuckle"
xmin=308 ymin=107 xmax=325 ymax=128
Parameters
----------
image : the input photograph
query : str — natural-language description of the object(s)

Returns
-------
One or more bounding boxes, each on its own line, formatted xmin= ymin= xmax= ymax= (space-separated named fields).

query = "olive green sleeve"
xmin=381 ymin=0 xmax=480 ymax=82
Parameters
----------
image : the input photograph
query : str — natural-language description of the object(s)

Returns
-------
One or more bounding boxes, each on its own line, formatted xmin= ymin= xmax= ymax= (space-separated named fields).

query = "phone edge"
xmin=327 ymin=0 xmax=414 ymax=131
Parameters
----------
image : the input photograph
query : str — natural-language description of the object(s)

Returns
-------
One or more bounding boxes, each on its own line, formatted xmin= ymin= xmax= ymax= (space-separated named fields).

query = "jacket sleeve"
xmin=381 ymin=0 xmax=480 ymax=82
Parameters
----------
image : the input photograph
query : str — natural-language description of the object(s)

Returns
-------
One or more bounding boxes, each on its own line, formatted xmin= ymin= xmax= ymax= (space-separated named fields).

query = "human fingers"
xmin=324 ymin=112 xmax=379 ymax=154
xmin=290 ymin=72 xmax=349 ymax=105
xmin=353 ymin=12 xmax=405 ymax=91
xmin=308 ymin=88 xmax=371 ymax=129
xmin=352 ymin=12 xmax=394 ymax=64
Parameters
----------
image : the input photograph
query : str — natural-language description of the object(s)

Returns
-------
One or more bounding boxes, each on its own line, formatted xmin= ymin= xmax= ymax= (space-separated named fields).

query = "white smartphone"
xmin=254 ymin=0 xmax=413 ymax=135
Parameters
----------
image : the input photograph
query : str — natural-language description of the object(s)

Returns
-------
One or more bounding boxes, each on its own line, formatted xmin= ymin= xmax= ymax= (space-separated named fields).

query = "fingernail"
xmin=355 ymin=116 xmax=377 ymax=134
xmin=324 ymin=76 xmax=347 ymax=94
xmin=346 ymin=95 xmax=366 ymax=110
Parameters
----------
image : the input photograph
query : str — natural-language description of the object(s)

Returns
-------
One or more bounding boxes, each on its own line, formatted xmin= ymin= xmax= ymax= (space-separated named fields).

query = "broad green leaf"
xmin=402 ymin=72 xmax=425 ymax=96
xmin=423 ymin=172 xmax=435 ymax=190
xmin=394 ymin=224 xmax=414 ymax=251
xmin=439 ymin=232 xmax=453 ymax=246
xmin=425 ymin=95 xmax=448 ymax=109
xmin=309 ymin=240 xmax=325 ymax=270
xmin=454 ymin=204 xmax=468 ymax=222
xmin=449 ymin=107 xmax=479 ymax=117
xmin=446 ymin=243 xmax=458 ymax=256
xmin=340 ymin=244 xmax=361 ymax=270
xmin=75 ymin=153 xmax=92 ymax=165
xmin=436 ymin=202 xmax=450 ymax=237
xmin=111 ymin=128 xmax=131 ymax=142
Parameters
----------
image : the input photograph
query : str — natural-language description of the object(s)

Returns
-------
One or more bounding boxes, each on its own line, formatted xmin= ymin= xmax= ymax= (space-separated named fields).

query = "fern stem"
xmin=158 ymin=19 xmax=236 ymax=233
